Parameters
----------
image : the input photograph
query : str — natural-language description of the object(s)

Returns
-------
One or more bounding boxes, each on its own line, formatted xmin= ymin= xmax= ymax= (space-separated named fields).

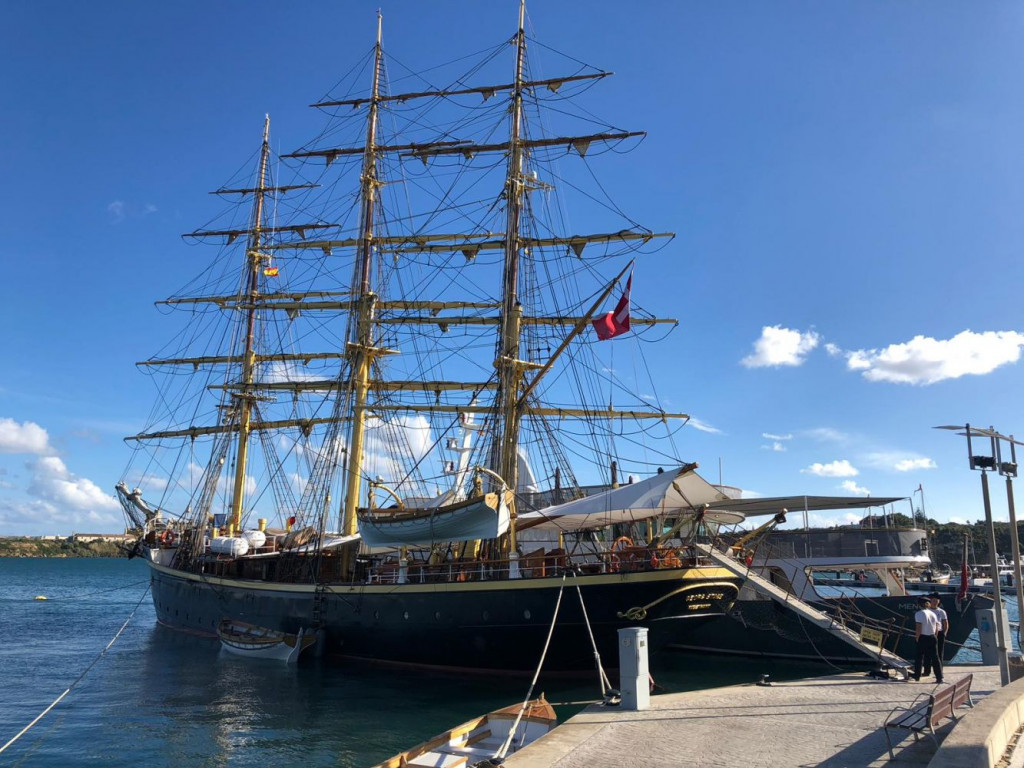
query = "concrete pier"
xmin=504 ymin=666 xmax=1003 ymax=767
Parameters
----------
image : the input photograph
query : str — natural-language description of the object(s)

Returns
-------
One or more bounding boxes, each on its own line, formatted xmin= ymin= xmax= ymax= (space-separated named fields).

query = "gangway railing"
xmin=698 ymin=542 xmax=912 ymax=670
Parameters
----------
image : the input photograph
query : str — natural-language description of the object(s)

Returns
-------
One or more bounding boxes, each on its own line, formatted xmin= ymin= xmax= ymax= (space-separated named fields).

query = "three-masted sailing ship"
xmin=117 ymin=2 xmax=745 ymax=672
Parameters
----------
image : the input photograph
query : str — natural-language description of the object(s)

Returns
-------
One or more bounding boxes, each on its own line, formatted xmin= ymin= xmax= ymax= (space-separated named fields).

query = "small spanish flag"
xmin=263 ymin=266 xmax=279 ymax=277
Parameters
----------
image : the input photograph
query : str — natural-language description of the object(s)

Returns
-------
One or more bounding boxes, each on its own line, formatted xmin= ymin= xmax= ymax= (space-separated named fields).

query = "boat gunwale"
xmin=148 ymin=558 xmax=742 ymax=594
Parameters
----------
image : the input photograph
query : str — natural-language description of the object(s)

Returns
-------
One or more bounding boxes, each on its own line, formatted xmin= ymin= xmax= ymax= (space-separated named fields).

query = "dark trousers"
xmin=914 ymin=634 xmax=942 ymax=682
xmin=924 ymin=631 xmax=947 ymax=675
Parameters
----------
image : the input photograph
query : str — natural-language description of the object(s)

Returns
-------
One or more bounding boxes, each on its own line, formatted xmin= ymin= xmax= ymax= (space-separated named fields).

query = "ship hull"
xmin=147 ymin=560 xmax=742 ymax=672
xmin=666 ymin=592 xmax=992 ymax=664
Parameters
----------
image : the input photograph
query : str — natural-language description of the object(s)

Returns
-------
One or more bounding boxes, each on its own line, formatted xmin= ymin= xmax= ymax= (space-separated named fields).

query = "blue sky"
xmin=2 ymin=1 xmax=1024 ymax=535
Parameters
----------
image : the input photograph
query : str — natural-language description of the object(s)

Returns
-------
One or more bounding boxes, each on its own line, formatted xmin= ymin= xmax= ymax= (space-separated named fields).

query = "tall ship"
xmin=116 ymin=2 xmax=744 ymax=673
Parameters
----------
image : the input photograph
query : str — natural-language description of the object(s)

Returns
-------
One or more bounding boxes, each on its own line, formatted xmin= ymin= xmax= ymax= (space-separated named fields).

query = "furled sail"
xmin=357 ymin=491 xmax=512 ymax=547
xmin=516 ymin=466 xmax=743 ymax=532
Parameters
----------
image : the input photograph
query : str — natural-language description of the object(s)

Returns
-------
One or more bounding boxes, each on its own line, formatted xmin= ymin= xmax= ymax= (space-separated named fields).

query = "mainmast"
xmin=491 ymin=0 xmax=529 ymax=551
xmin=341 ymin=12 xmax=384 ymax=538
xmin=228 ymin=114 xmax=272 ymax=532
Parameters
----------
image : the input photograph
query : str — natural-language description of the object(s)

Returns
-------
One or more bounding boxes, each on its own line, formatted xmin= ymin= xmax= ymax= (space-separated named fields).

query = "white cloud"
xmin=839 ymin=330 xmax=1024 ymax=385
xmin=762 ymin=432 xmax=793 ymax=441
xmin=894 ymin=457 xmax=938 ymax=472
xmin=741 ymin=326 xmax=820 ymax=368
xmin=804 ymin=427 xmax=848 ymax=443
xmin=840 ymin=479 xmax=871 ymax=496
xmin=0 ymin=457 xmax=123 ymax=533
xmin=862 ymin=452 xmax=938 ymax=473
xmin=806 ymin=511 xmax=863 ymax=527
xmin=28 ymin=456 xmax=120 ymax=513
xmin=825 ymin=343 xmax=842 ymax=357
xmin=0 ymin=418 xmax=54 ymax=455
xmin=761 ymin=441 xmax=787 ymax=452
xmin=801 ymin=459 xmax=859 ymax=477
xmin=687 ymin=417 xmax=722 ymax=434
xmin=107 ymin=200 xmax=126 ymax=223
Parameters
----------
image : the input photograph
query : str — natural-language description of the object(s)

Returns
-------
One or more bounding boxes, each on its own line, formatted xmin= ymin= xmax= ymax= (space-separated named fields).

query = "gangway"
xmin=699 ymin=543 xmax=913 ymax=676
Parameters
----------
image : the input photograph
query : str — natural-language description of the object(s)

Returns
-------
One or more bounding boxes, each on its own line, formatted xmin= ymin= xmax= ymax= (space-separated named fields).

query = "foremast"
xmin=491 ymin=0 xmax=529 ymax=555
xmin=228 ymin=114 xmax=272 ymax=532
xmin=340 ymin=12 xmax=385 ymax=541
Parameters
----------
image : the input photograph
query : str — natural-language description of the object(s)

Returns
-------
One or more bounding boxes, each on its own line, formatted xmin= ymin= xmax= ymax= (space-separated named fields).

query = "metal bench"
xmin=883 ymin=674 xmax=974 ymax=759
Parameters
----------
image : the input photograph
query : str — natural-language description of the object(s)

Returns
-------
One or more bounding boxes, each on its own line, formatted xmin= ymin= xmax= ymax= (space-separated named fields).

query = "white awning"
xmin=516 ymin=466 xmax=741 ymax=532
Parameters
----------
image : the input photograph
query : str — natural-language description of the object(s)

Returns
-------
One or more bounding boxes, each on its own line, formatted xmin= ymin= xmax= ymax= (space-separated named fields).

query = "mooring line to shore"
xmin=0 ymin=585 xmax=151 ymax=757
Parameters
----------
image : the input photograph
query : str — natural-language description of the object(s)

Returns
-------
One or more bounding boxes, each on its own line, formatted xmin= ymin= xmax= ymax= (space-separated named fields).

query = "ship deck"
xmin=504 ymin=665 xmax=1003 ymax=767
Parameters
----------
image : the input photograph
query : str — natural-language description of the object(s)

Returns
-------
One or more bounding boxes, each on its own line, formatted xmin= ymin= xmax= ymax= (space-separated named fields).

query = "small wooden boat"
xmin=372 ymin=696 xmax=557 ymax=768
xmin=217 ymin=619 xmax=316 ymax=663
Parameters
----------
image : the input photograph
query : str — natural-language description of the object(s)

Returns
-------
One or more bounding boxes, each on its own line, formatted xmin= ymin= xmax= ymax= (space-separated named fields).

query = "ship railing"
xmin=364 ymin=544 xmax=714 ymax=584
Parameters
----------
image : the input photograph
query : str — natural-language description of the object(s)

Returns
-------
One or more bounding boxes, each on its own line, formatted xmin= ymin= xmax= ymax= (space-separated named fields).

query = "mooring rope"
xmin=493 ymin=573 xmax=567 ymax=762
xmin=573 ymin=572 xmax=612 ymax=695
xmin=29 ymin=579 xmax=149 ymax=601
xmin=0 ymin=585 xmax=151 ymax=757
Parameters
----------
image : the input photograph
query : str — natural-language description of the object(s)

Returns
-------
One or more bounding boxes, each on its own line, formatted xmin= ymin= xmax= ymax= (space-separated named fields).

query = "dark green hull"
xmin=148 ymin=560 xmax=742 ymax=672
xmin=667 ymin=592 xmax=991 ymax=664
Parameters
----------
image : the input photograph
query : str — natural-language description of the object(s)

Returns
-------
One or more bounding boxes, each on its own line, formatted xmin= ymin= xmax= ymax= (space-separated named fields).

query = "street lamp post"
xmin=996 ymin=434 xmax=1024 ymax=657
xmin=937 ymin=423 xmax=1010 ymax=686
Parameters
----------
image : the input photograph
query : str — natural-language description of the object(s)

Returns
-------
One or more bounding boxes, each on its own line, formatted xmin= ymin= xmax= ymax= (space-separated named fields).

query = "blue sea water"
xmin=1 ymin=558 xmax=976 ymax=767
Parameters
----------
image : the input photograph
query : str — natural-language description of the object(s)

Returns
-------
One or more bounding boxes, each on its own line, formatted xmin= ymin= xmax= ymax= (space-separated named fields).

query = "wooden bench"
xmin=883 ymin=674 xmax=974 ymax=759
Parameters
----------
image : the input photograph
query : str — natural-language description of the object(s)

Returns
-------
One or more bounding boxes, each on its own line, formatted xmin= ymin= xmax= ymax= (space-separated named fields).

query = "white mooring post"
xmin=618 ymin=627 xmax=650 ymax=711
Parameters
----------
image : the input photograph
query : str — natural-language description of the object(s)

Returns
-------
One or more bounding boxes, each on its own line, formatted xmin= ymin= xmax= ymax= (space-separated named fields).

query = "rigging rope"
xmin=0 ymin=585 xmax=151 ymax=757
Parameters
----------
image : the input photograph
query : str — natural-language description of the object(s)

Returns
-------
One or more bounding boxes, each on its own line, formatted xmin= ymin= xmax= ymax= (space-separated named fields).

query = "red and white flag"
xmin=592 ymin=273 xmax=632 ymax=341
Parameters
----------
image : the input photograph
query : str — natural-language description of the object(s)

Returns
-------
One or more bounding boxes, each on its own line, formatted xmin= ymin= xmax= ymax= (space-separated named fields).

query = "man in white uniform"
xmin=913 ymin=596 xmax=942 ymax=683
xmin=926 ymin=592 xmax=949 ymax=673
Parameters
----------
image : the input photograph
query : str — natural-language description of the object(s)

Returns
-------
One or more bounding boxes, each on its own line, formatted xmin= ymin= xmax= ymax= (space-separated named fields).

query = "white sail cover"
xmin=516 ymin=466 xmax=743 ymax=532
xmin=358 ymin=493 xmax=511 ymax=548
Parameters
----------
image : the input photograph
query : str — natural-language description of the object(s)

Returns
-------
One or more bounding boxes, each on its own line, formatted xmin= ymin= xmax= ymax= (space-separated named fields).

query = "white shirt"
xmin=932 ymin=605 xmax=948 ymax=633
xmin=915 ymin=608 xmax=939 ymax=636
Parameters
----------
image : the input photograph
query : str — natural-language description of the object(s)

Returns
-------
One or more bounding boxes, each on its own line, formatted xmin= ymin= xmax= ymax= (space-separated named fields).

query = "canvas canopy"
xmin=704 ymin=495 xmax=906 ymax=518
xmin=516 ymin=465 xmax=743 ymax=532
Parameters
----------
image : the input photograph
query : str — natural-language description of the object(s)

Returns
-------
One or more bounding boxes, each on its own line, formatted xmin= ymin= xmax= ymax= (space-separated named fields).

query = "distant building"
xmin=70 ymin=533 xmax=135 ymax=544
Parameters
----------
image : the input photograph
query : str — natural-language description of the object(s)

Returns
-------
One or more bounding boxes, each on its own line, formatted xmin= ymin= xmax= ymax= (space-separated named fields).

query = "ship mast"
xmin=491 ymin=0 xmax=529 ymax=552
xmin=228 ymin=114 xmax=272 ymax=532
xmin=341 ymin=11 xmax=384 ymax=539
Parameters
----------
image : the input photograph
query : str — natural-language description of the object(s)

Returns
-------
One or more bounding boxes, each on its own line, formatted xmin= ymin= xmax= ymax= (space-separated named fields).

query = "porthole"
xmin=403 ymin=611 xmax=409 ymax=620
xmin=523 ymin=609 xmax=531 ymax=620
xmin=434 ymin=611 xmax=441 ymax=621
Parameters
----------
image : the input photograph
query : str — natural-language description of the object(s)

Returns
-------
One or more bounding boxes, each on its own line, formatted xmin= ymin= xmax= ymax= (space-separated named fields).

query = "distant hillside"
xmin=0 ymin=538 xmax=130 ymax=558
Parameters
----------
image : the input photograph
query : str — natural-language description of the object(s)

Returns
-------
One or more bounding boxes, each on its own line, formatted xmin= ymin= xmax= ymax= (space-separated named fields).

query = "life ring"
xmin=608 ymin=537 xmax=635 ymax=572
xmin=663 ymin=551 xmax=682 ymax=569
xmin=159 ymin=529 xmax=177 ymax=547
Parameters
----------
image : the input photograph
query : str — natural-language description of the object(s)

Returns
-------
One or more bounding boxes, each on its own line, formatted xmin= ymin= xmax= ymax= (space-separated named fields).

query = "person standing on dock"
xmin=913 ymin=596 xmax=942 ymax=684
xmin=928 ymin=592 xmax=949 ymax=664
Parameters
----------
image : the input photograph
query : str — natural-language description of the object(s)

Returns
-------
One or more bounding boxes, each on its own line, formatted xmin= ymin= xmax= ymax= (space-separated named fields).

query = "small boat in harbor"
xmin=372 ymin=696 xmax=557 ymax=768
xmin=217 ymin=619 xmax=316 ymax=663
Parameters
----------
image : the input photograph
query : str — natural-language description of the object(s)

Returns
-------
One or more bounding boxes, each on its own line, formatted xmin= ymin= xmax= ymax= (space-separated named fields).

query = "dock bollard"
xmin=618 ymin=627 xmax=650 ymax=711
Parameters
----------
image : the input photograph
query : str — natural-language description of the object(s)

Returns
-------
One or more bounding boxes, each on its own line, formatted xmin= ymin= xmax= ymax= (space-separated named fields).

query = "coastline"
xmin=0 ymin=538 xmax=130 ymax=558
